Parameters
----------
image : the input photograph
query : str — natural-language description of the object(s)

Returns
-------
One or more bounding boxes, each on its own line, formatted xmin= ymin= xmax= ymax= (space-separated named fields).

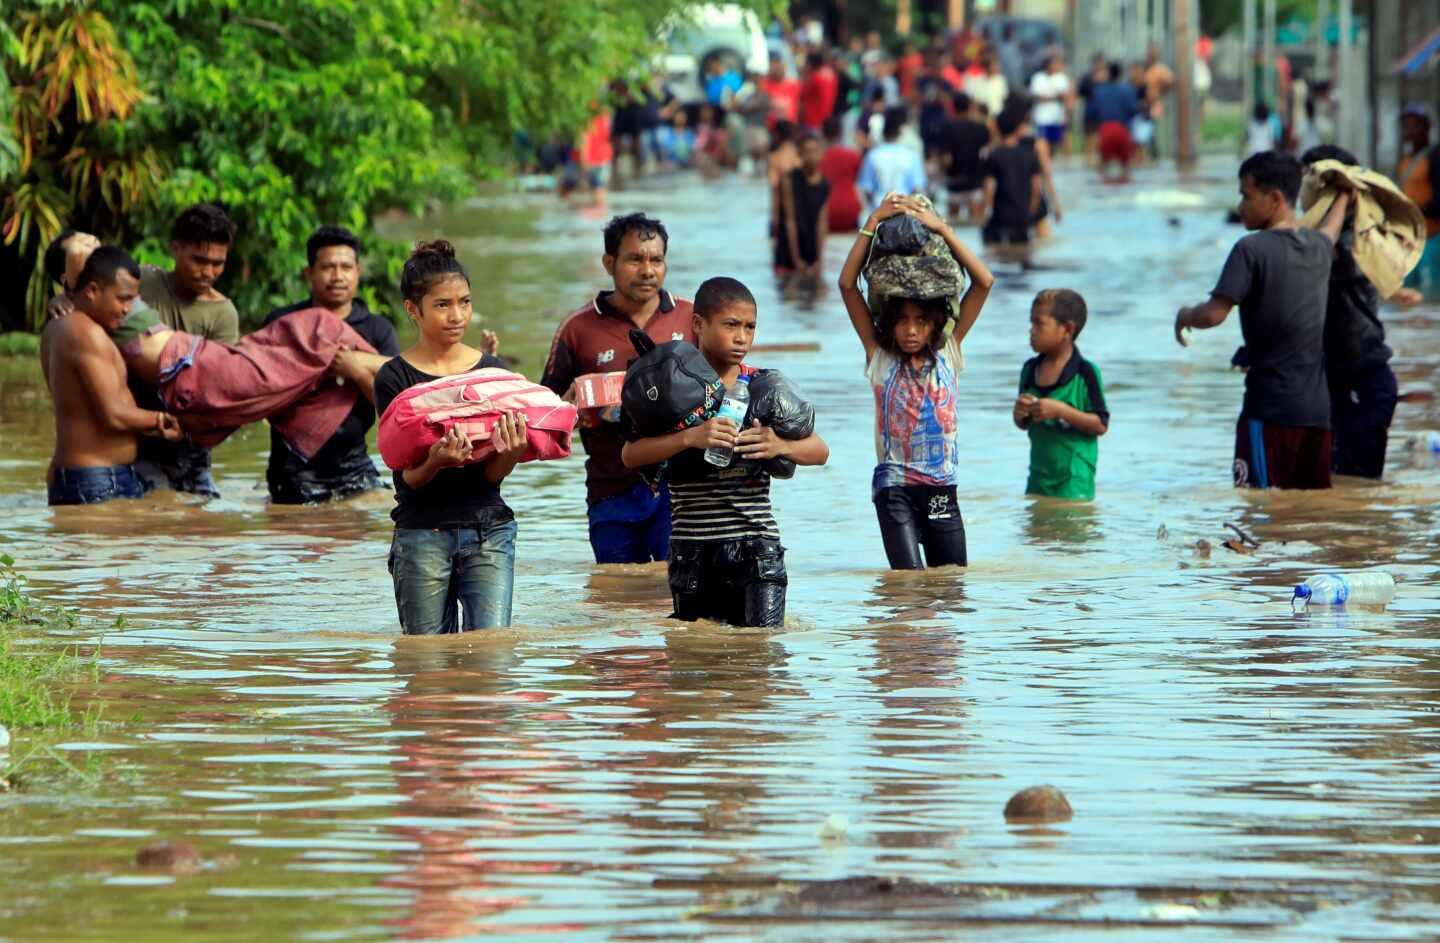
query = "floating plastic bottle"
xmin=1292 ymin=571 xmax=1395 ymax=609
xmin=704 ymin=375 xmax=751 ymax=467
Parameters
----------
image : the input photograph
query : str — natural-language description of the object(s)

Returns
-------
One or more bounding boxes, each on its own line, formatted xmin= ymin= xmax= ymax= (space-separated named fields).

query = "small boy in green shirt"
xmin=1013 ymin=289 xmax=1109 ymax=500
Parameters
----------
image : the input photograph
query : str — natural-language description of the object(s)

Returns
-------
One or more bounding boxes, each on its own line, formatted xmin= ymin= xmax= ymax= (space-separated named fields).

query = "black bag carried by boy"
xmin=621 ymin=329 xmax=725 ymax=439
xmin=746 ymin=369 xmax=816 ymax=479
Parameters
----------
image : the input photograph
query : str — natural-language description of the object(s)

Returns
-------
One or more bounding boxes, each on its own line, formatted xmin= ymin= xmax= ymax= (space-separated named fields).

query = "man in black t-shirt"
xmin=1175 ymin=151 xmax=1351 ymax=490
xmin=940 ymin=92 xmax=991 ymax=225
xmin=264 ymin=226 xmax=399 ymax=504
xmin=981 ymin=105 xmax=1041 ymax=246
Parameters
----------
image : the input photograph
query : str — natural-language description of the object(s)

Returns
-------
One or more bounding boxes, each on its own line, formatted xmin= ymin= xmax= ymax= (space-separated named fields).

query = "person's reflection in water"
xmin=864 ymin=571 xmax=970 ymax=851
xmin=578 ymin=623 xmax=789 ymax=883
xmin=1023 ymin=495 xmax=1101 ymax=546
xmin=381 ymin=640 xmax=580 ymax=940
xmin=865 ymin=567 xmax=972 ymax=624
xmin=583 ymin=565 xmax=671 ymax=620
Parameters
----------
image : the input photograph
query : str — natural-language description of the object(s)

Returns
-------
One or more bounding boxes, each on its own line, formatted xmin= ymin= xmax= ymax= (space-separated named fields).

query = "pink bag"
xmin=378 ymin=367 xmax=577 ymax=471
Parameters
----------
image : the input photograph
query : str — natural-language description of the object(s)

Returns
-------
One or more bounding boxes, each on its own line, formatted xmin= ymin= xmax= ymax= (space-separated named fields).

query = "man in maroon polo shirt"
xmin=541 ymin=214 xmax=696 ymax=564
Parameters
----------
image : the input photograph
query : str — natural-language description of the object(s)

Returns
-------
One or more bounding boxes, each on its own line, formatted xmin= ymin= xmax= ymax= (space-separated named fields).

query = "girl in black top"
xmin=373 ymin=240 xmax=529 ymax=633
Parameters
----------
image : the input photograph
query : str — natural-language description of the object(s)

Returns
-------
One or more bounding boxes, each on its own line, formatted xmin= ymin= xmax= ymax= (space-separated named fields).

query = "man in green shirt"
xmin=134 ymin=203 xmax=242 ymax=497
xmin=1013 ymin=288 xmax=1109 ymax=500
xmin=140 ymin=203 xmax=240 ymax=343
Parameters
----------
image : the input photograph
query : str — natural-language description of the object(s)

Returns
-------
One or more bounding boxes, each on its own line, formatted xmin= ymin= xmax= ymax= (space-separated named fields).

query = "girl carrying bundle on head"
xmin=837 ymin=193 xmax=994 ymax=569
xmin=373 ymin=240 xmax=529 ymax=634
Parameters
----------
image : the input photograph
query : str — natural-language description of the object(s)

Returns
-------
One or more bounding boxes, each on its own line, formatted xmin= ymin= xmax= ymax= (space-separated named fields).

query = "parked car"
xmin=659 ymin=4 xmax=770 ymax=106
xmin=970 ymin=16 xmax=1065 ymax=86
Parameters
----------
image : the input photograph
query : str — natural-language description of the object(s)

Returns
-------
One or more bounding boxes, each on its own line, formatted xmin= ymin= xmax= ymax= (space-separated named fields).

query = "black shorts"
xmin=873 ymin=485 xmax=967 ymax=570
xmin=668 ymin=537 xmax=787 ymax=627
xmin=946 ymin=172 xmax=983 ymax=194
xmin=983 ymin=221 xmax=1030 ymax=245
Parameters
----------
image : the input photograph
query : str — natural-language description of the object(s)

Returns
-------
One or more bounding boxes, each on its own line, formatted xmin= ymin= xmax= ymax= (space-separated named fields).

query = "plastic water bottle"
xmin=704 ymin=375 xmax=751 ymax=467
xmin=1292 ymin=571 xmax=1396 ymax=609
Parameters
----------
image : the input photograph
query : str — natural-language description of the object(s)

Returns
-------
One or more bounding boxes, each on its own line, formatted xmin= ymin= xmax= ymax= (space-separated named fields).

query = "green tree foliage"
xmin=1200 ymin=0 xmax=1316 ymax=37
xmin=0 ymin=2 xmax=159 ymax=329
xmin=0 ymin=0 xmax=781 ymax=330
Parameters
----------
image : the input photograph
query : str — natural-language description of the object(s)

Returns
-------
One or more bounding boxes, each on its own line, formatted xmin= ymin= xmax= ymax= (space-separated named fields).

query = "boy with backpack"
xmin=621 ymin=277 xmax=829 ymax=627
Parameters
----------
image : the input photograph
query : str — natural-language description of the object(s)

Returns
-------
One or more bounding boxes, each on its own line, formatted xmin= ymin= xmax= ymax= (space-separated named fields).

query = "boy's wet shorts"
xmin=1233 ymin=417 xmax=1332 ymax=490
xmin=668 ymin=537 xmax=787 ymax=628
xmin=48 ymin=464 xmax=148 ymax=506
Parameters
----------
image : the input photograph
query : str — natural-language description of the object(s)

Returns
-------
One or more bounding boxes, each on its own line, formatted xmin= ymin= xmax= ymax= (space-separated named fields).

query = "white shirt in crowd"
xmin=1029 ymin=71 xmax=1070 ymax=128
xmin=964 ymin=73 xmax=1008 ymax=117
xmin=1245 ymin=119 xmax=1276 ymax=156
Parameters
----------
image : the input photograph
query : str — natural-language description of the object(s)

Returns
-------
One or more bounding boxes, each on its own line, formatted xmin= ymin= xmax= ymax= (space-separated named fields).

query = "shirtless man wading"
xmin=40 ymin=246 xmax=182 ymax=506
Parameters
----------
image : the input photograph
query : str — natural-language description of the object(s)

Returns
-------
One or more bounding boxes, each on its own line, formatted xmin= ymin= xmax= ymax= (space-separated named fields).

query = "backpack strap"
xmin=629 ymin=328 xmax=656 ymax=357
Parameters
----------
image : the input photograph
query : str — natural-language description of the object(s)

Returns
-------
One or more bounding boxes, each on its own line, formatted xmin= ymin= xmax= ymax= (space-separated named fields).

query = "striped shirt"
xmin=669 ymin=463 xmax=779 ymax=543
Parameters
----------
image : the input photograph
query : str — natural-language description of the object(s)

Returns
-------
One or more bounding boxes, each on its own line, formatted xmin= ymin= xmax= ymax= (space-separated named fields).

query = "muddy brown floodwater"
xmin=2 ymin=159 xmax=1439 ymax=941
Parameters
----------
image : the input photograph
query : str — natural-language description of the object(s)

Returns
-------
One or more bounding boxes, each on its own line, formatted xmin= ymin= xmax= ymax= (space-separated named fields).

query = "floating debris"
xmin=135 ymin=841 xmax=202 ymax=873
xmin=1004 ymin=785 xmax=1073 ymax=824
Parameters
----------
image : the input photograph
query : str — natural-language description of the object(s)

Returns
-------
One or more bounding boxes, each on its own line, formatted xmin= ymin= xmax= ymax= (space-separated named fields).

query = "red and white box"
xmin=572 ymin=372 xmax=626 ymax=409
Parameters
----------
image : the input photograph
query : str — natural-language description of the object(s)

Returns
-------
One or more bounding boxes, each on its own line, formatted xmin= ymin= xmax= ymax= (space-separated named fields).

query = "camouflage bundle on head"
xmin=862 ymin=194 xmax=966 ymax=328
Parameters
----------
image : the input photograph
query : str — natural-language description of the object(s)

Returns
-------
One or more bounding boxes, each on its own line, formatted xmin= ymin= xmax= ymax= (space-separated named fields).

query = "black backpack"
xmin=620 ymin=329 xmax=725 ymax=439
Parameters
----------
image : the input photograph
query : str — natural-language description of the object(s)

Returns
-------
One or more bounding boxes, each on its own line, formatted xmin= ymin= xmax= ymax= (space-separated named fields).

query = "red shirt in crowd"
xmin=897 ymin=52 xmax=925 ymax=98
xmin=799 ymin=65 xmax=839 ymax=129
xmin=762 ymin=76 xmax=801 ymax=127
xmin=580 ymin=112 xmax=612 ymax=167
xmin=819 ymin=144 xmax=863 ymax=233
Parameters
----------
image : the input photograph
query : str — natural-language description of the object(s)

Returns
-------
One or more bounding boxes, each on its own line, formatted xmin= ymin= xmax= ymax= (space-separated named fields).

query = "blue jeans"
xmin=388 ymin=519 xmax=517 ymax=634
xmin=587 ymin=482 xmax=671 ymax=564
xmin=134 ymin=440 xmax=219 ymax=499
xmin=47 ymin=464 xmax=148 ymax=506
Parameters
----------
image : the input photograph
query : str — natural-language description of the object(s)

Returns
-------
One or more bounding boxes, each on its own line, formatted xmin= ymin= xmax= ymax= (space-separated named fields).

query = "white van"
xmin=659 ymin=4 xmax=771 ymax=106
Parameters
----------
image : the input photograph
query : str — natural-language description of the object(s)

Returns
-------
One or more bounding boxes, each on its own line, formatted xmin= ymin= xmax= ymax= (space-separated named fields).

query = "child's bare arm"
xmin=786 ymin=430 xmax=829 ymax=466
xmin=1030 ymin=398 xmax=1108 ymax=436
xmin=813 ymin=200 xmax=829 ymax=273
xmin=735 ymin=421 xmax=829 ymax=465
xmin=621 ymin=418 xmax=738 ymax=468
xmin=1013 ymin=394 xmax=1034 ymax=430
xmin=839 ymin=199 xmax=906 ymax=360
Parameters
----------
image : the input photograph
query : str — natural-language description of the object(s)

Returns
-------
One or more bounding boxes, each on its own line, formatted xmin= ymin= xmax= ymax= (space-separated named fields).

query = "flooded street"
xmin=2 ymin=159 xmax=1439 ymax=940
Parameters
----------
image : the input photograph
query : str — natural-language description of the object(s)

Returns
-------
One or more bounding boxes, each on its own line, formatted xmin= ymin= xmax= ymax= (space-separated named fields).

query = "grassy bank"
xmin=0 ymin=333 xmax=40 ymax=357
xmin=1 ymin=556 xmax=104 ymax=788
